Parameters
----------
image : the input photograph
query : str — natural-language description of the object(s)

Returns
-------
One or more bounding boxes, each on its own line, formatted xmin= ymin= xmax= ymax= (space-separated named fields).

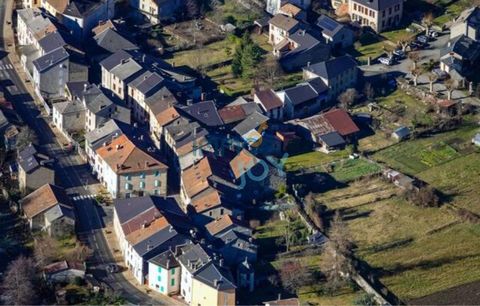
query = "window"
xmin=388 ymin=7 xmax=392 ymax=14
xmin=154 ymin=180 xmax=160 ymax=187
xmin=171 ymin=279 xmax=175 ymax=286
xmin=126 ymin=192 xmax=131 ymax=198
xmin=353 ymin=3 xmax=357 ymax=10
xmin=139 ymin=181 xmax=145 ymax=189
xmin=394 ymin=4 xmax=400 ymax=11
xmin=382 ymin=10 xmax=385 ymax=17
xmin=158 ymin=266 xmax=162 ymax=273
xmin=125 ymin=183 xmax=132 ymax=190
xmin=154 ymin=190 xmax=159 ymax=195
xmin=157 ymin=275 xmax=161 ymax=282
xmin=126 ymin=175 xmax=131 ymax=181
xmin=154 ymin=170 xmax=160 ymax=177
xmin=160 ymin=286 xmax=164 ymax=292
xmin=140 ymin=172 xmax=146 ymax=179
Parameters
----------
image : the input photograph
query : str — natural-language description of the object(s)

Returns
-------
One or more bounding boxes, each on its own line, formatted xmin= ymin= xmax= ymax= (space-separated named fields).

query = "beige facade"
xmin=191 ymin=278 xmax=236 ymax=306
xmin=348 ymin=0 xmax=403 ymax=32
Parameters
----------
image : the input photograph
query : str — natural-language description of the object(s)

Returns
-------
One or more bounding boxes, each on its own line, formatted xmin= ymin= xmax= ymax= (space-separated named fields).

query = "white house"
xmin=147 ymin=250 xmax=181 ymax=295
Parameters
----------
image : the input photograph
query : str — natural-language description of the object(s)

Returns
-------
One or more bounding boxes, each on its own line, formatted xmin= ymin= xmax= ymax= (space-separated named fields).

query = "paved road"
xmin=0 ymin=2 xmax=166 ymax=304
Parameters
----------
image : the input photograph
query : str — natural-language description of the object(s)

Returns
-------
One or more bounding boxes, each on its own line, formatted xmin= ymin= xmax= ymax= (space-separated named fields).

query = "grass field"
xmin=284 ymin=150 xmax=351 ymax=172
xmin=373 ymin=124 xmax=477 ymax=175
xmin=330 ymin=159 xmax=382 ymax=182
xmin=316 ymin=178 xmax=480 ymax=301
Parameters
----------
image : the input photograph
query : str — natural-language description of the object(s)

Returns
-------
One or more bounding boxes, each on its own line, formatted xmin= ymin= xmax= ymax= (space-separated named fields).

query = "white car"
xmin=379 ymin=57 xmax=394 ymax=65
xmin=428 ymin=30 xmax=438 ymax=38
xmin=393 ymin=49 xmax=406 ymax=59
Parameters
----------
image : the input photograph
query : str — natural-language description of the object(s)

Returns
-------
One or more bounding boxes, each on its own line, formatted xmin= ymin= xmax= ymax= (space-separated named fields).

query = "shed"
xmin=392 ymin=126 xmax=410 ymax=141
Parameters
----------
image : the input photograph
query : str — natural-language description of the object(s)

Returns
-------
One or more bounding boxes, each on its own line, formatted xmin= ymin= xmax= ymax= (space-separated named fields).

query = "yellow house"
xmin=41 ymin=0 xmax=69 ymax=17
xmin=190 ymin=262 xmax=236 ymax=306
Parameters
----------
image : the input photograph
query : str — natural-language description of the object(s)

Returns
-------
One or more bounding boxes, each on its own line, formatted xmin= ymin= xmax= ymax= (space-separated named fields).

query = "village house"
xmin=16 ymin=8 xmax=56 ymax=48
xmin=348 ymin=0 xmax=403 ymax=33
xmin=43 ymin=261 xmax=86 ymax=284
xmin=147 ymin=250 xmax=181 ymax=295
xmin=253 ymin=88 xmax=284 ymax=121
xmin=316 ymin=15 xmax=355 ymax=49
xmin=277 ymin=78 xmax=329 ymax=119
xmin=291 ymin=108 xmax=360 ymax=152
xmin=303 ymin=55 xmax=359 ymax=101
xmin=279 ymin=3 xmax=307 ymax=21
xmin=113 ymin=196 xmax=190 ymax=285
xmin=266 ymin=0 xmax=311 ymax=15
xmin=41 ymin=0 xmax=115 ymax=40
xmin=20 ymin=184 xmax=75 ymax=237
xmin=17 ymin=144 xmax=55 ymax=193
xmin=440 ymin=35 xmax=480 ymax=80
xmin=450 ymin=7 xmax=480 ymax=41
xmin=129 ymin=0 xmax=185 ymax=24
xmin=177 ymin=244 xmax=236 ymax=305
xmin=94 ymin=134 xmax=168 ymax=198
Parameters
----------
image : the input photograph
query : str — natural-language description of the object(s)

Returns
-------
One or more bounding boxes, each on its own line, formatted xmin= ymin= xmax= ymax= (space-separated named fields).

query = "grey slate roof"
xmin=304 ymin=55 xmax=357 ymax=80
xmin=441 ymin=35 xmax=480 ymax=62
xmin=85 ymin=119 xmax=129 ymax=150
xmin=318 ymin=131 xmax=345 ymax=147
xmin=100 ymin=50 xmax=132 ymax=71
xmin=44 ymin=204 xmax=75 ymax=223
xmin=351 ymin=0 xmax=402 ymax=11
xmin=110 ymin=58 xmax=143 ymax=81
xmin=66 ymin=81 xmax=102 ymax=102
xmin=114 ymin=196 xmax=157 ymax=224
xmin=193 ymin=261 xmax=236 ymax=290
xmin=316 ymin=14 xmax=345 ymax=38
xmin=54 ymin=100 xmax=86 ymax=115
xmin=166 ymin=121 xmax=209 ymax=149
xmin=33 ymin=47 xmax=69 ymax=73
xmin=148 ymin=250 xmax=180 ymax=269
xmin=132 ymin=226 xmax=181 ymax=257
xmin=453 ymin=7 xmax=480 ymax=30
xmin=63 ymin=0 xmax=102 ymax=18
xmin=181 ymin=101 xmax=223 ymax=127
xmin=284 ymin=83 xmax=319 ymax=106
xmin=94 ymin=28 xmax=138 ymax=54
xmin=177 ymin=244 xmax=211 ymax=273
xmin=38 ymin=32 xmax=65 ymax=54
xmin=18 ymin=144 xmax=40 ymax=173
xmin=134 ymin=72 xmax=164 ymax=96
xmin=233 ymin=112 xmax=269 ymax=136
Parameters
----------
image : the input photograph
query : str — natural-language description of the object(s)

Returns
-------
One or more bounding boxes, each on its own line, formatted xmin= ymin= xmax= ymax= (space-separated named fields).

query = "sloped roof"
xmin=269 ymin=14 xmax=299 ymax=32
xmin=181 ymin=101 xmax=223 ymax=127
xmin=194 ymin=261 xmax=236 ymax=291
xmin=96 ymin=134 xmax=167 ymax=174
xmin=316 ymin=14 xmax=346 ymax=38
xmin=229 ymin=149 xmax=260 ymax=179
xmin=182 ymin=157 xmax=214 ymax=199
xmin=190 ymin=187 xmax=223 ymax=213
xmin=322 ymin=108 xmax=360 ymax=136
xmin=38 ymin=32 xmax=65 ymax=54
xmin=33 ymin=47 xmax=69 ymax=73
xmin=351 ymin=0 xmax=402 ymax=11
xmin=255 ymin=88 xmax=283 ymax=111
xmin=233 ymin=112 xmax=269 ymax=136
xmin=205 ymin=215 xmax=245 ymax=236
xmin=94 ymin=28 xmax=138 ymax=54
xmin=21 ymin=184 xmax=71 ymax=219
xmin=149 ymin=250 xmax=180 ymax=269
xmin=304 ymin=55 xmax=357 ymax=80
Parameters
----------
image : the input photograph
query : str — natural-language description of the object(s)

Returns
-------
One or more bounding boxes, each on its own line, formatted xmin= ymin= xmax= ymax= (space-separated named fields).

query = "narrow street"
xmin=0 ymin=1 xmax=169 ymax=304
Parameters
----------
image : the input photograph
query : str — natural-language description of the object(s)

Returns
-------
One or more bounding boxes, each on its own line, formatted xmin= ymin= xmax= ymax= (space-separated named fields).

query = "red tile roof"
xmin=322 ymin=108 xmax=359 ymax=136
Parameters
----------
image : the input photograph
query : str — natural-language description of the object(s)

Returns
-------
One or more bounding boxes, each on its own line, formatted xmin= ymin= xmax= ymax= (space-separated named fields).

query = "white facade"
xmin=179 ymin=262 xmax=194 ymax=303
xmin=147 ymin=263 xmax=180 ymax=295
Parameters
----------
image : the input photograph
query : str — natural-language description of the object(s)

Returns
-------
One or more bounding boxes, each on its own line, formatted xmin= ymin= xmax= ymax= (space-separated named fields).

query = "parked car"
xmin=433 ymin=68 xmax=448 ymax=80
xmin=393 ymin=49 xmax=406 ymax=59
xmin=427 ymin=30 xmax=438 ymax=38
xmin=379 ymin=57 xmax=394 ymax=65
xmin=410 ymin=41 xmax=425 ymax=50
xmin=106 ymin=264 xmax=120 ymax=273
xmin=417 ymin=35 xmax=429 ymax=44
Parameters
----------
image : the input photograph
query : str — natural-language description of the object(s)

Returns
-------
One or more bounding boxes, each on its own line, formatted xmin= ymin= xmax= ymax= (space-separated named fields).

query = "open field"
xmin=316 ymin=178 xmax=480 ymax=301
xmin=330 ymin=158 xmax=382 ymax=183
xmin=373 ymin=124 xmax=478 ymax=175
xmin=284 ymin=150 xmax=351 ymax=172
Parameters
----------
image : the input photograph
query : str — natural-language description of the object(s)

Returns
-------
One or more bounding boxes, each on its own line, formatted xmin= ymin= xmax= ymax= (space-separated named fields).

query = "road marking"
xmin=72 ymin=194 xmax=97 ymax=201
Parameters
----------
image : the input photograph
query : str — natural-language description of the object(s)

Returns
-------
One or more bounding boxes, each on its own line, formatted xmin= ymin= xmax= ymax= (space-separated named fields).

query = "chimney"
xmin=200 ymin=92 xmax=206 ymax=101
xmin=142 ymin=54 xmax=146 ymax=63
xmin=193 ymin=127 xmax=197 ymax=138
xmin=214 ymin=279 xmax=219 ymax=288
xmin=307 ymin=61 xmax=310 ymax=67
xmin=116 ymin=144 xmax=121 ymax=150
xmin=121 ymin=58 xmax=128 ymax=64
xmin=83 ymin=83 xmax=88 ymax=92
xmin=219 ymin=258 xmax=224 ymax=267
xmin=186 ymin=99 xmax=193 ymax=105
xmin=166 ymin=259 xmax=170 ymax=270
xmin=133 ymin=122 xmax=138 ymax=128
xmin=139 ymin=135 xmax=144 ymax=141
xmin=277 ymin=293 xmax=282 ymax=301
xmin=145 ymin=161 xmax=149 ymax=168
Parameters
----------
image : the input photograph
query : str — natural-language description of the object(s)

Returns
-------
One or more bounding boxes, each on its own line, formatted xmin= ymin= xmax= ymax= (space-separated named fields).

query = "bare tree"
xmin=320 ymin=211 xmax=354 ymax=291
xmin=410 ymin=66 xmax=421 ymax=87
xmin=1 ymin=256 xmax=38 ymax=305
xmin=279 ymin=260 xmax=312 ymax=293
xmin=338 ymin=88 xmax=358 ymax=109
xmin=65 ymin=242 xmax=93 ymax=263
xmin=422 ymin=12 xmax=434 ymax=35
xmin=427 ymin=73 xmax=438 ymax=93
xmin=408 ymin=52 xmax=420 ymax=70
xmin=257 ymin=56 xmax=284 ymax=88
xmin=16 ymin=126 xmax=38 ymax=152
xmin=304 ymin=193 xmax=325 ymax=230
xmin=407 ymin=186 xmax=439 ymax=207
xmin=33 ymin=235 xmax=60 ymax=268
xmin=363 ymin=82 xmax=375 ymax=101
xmin=396 ymin=31 xmax=414 ymax=52
xmin=444 ymin=78 xmax=457 ymax=100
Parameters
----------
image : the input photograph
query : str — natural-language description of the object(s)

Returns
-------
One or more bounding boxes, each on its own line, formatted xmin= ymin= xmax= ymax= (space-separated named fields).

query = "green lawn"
xmin=433 ymin=0 xmax=471 ymax=25
xmin=382 ymin=29 xmax=415 ymax=44
xmin=284 ymin=150 xmax=351 ymax=172
xmin=352 ymin=41 xmax=387 ymax=62
xmin=373 ymin=124 xmax=477 ymax=175
xmin=330 ymin=159 xmax=382 ymax=182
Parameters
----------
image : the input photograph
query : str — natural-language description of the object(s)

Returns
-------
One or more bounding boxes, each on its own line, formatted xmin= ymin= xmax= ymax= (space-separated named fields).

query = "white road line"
xmin=7 ymin=64 xmax=13 ymax=69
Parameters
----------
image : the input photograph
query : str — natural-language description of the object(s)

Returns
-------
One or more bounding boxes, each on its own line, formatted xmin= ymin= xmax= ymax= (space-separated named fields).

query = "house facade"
xmin=348 ymin=0 xmax=403 ymax=32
